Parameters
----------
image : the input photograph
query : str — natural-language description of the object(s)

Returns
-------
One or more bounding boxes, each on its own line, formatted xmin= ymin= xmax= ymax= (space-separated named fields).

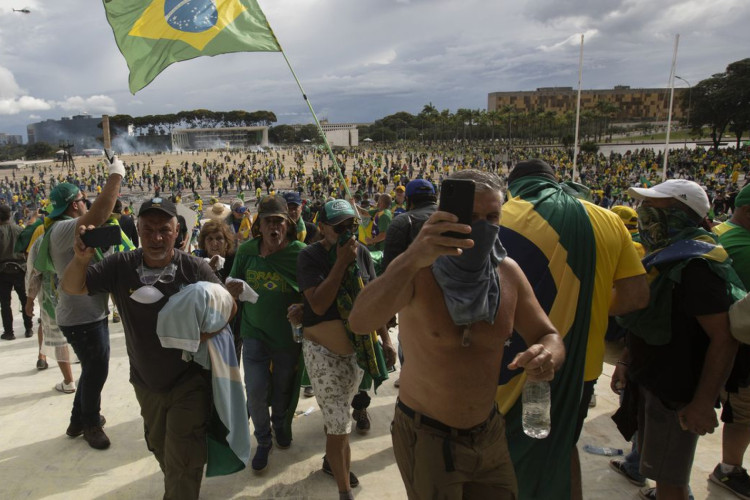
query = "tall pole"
xmin=675 ymin=75 xmax=691 ymax=134
xmin=572 ymin=34 xmax=584 ymax=182
xmin=663 ymin=34 xmax=679 ymax=181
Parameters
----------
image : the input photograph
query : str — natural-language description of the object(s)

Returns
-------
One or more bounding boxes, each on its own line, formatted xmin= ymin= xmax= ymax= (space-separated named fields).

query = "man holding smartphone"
xmin=349 ymin=170 xmax=565 ymax=499
xmin=35 ymin=153 xmax=125 ymax=450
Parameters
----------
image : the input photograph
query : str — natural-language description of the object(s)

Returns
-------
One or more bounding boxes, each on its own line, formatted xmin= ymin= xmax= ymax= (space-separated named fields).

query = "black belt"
xmin=396 ymin=399 xmax=496 ymax=437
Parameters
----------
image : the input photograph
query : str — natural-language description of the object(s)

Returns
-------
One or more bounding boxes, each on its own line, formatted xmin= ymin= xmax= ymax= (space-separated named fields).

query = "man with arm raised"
xmin=349 ymin=169 xmax=564 ymax=499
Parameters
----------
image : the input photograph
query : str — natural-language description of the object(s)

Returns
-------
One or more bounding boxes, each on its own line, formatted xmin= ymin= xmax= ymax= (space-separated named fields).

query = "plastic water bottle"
xmin=292 ymin=323 xmax=304 ymax=343
xmin=522 ymin=380 xmax=551 ymax=439
xmin=582 ymin=444 xmax=623 ymax=456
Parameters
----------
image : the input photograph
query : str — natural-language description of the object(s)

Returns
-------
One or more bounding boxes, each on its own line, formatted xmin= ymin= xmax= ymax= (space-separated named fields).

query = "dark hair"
xmin=0 ymin=205 xmax=10 ymax=222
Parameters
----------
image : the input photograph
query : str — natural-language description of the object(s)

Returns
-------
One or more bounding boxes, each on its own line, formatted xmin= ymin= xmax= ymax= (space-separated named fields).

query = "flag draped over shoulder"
xmin=497 ymin=176 xmax=596 ymax=500
xmin=102 ymin=0 xmax=281 ymax=93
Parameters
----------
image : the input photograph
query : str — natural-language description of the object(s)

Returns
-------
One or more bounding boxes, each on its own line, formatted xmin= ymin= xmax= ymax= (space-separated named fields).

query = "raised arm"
xmin=77 ymin=155 xmax=125 ymax=228
xmin=348 ymin=210 xmax=472 ymax=334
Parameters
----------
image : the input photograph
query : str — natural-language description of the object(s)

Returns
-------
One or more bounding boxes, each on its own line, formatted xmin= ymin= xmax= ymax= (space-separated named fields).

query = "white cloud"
xmin=57 ymin=95 xmax=117 ymax=115
xmin=0 ymin=95 xmax=52 ymax=115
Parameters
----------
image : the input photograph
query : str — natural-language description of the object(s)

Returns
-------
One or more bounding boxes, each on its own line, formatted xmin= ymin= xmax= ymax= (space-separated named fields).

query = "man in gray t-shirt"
xmin=38 ymin=154 xmax=124 ymax=450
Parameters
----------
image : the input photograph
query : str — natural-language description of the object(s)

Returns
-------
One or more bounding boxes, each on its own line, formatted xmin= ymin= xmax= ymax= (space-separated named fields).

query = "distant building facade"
xmin=27 ymin=114 xmax=102 ymax=148
xmin=292 ymin=121 xmax=360 ymax=148
xmin=171 ymin=126 xmax=270 ymax=150
xmin=488 ymin=86 xmax=688 ymax=121
xmin=0 ymin=133 xmax=23 ymax=145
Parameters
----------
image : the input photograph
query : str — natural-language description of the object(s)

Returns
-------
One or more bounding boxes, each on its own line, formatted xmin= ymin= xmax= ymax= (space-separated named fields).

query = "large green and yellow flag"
xmin=102 ymin=0 xmax=281 ymax=93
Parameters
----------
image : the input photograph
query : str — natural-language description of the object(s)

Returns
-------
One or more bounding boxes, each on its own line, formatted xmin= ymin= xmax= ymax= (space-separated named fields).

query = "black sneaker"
xmin=36 ymin=358 xmax=48 ymax=370
xmin=352 ymin=409 xmax=371 ymax=434
xmin=1 ymin=332 xmax=15 ymax=341
xmin=274 ymin=428 xmax=291 ymax=449
xmin=252 ymin=444 xmax=272 ymax=472
xmin=83 ymin=425 xmax=111 ymax=450
xmin=709 ymin=464 xmax=750 ymax=499
xmin=67 ymin=415 xmax=106 ymax=438
xmin=24 ymin=328 xmax=33 ymax=338
xmin=322 ymin=455 xmax=359 ymax=487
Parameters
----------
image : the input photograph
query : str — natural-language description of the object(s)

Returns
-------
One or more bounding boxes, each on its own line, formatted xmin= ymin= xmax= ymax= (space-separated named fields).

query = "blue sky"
xmin=1 ymin=0 xmax=749 ymax=139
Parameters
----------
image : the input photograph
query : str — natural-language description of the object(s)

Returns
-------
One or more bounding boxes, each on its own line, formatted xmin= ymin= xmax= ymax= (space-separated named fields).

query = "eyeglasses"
xmin=332 ymin=222 xmax=358 ymax=234
xmin=138 ymin=260 xmax=176 ymax=285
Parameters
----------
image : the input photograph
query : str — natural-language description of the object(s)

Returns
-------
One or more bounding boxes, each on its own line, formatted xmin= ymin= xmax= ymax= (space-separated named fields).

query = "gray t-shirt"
xmin=49 ymin=218 xmax=108 ymax=327
xmin=86 ymin=249 xmax=220 ymax=392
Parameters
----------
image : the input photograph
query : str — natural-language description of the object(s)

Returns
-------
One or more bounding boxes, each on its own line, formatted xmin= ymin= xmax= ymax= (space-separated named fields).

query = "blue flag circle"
xmin=165 ymin=0 xmax=219 ymax=33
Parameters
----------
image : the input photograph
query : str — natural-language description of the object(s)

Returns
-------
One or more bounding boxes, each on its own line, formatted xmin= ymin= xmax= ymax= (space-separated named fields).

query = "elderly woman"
xmin=226 ymin=195 xmax=305 ymax=474
xmin=195 ymin=219 xmax=241 ymax=359
xmin=196 ymin=220 xmax=236 ymax=280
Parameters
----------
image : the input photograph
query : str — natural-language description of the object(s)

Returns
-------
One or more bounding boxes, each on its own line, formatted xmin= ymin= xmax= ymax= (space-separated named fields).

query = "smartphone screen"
xmin=438 ymin=179 xmax=475 ymax=238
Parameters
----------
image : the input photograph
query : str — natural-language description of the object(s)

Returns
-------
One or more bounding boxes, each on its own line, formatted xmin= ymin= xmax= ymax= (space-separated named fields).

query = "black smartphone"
xmin=438 ymin=179 xmax=475 ymax=239
xmin=80 ymin=225 xmax=121 ymax=248
xmin=103 ymin=148 xmax=114 ymax=163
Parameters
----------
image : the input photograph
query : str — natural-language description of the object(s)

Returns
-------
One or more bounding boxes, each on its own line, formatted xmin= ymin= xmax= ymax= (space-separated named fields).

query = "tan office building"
xmin=488 ymin=86 xmax=687 ymax=121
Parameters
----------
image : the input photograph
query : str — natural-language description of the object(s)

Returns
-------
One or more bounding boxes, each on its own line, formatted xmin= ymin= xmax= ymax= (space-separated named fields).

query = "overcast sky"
xmin=1 ymin=0 xmax=749 ymax=139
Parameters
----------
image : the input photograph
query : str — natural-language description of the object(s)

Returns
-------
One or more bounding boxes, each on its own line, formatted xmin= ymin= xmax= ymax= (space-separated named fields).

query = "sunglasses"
xmin=332 ymin=222 xmax=358 ymax=234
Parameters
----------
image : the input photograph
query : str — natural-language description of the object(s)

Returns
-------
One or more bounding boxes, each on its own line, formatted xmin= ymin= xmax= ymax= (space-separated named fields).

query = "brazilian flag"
xmin=498 ymin=176 xmax=596 ymax=500
xmin=103 ymin=0 xmax=281 ymax=93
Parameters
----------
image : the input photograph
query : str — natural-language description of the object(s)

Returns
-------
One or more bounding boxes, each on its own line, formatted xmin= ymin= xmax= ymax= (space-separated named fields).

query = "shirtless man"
xmin=349 ymin=169 xmax=565 ymax=499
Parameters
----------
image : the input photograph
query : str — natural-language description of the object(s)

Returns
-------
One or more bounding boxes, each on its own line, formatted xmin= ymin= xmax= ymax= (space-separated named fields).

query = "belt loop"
xmin=443 ymin=436 xmax=455 ymax=473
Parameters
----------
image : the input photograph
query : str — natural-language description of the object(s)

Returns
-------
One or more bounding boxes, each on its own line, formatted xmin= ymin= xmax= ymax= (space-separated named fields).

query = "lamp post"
xmin=675 ymin=75 xmax=691 ymax=132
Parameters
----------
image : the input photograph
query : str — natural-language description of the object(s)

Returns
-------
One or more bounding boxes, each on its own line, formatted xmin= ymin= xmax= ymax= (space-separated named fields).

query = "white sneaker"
xmin=55 ymin=380 xmax=76 ymax=394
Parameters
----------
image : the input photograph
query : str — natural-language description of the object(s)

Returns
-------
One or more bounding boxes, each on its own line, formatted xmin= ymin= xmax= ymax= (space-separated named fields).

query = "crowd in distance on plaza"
xmin=1 ymin=141 xmax=750 ymax=500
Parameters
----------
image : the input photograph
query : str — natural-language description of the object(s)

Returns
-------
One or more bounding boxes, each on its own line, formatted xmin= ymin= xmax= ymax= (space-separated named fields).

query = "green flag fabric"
xmin=103 ymin=0 xmax=281 ymax=93
xmin=498 ymin=176 xmax=597 ymax=500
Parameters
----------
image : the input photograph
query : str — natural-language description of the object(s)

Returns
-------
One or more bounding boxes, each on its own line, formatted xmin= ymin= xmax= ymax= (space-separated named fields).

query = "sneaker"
xmin=352 ymin=409 xmax=371 ymax=434
xmin=24 ymin=328 xmax=33 ymax=338
xmin=303 ymin=385 xmax=314 ymax=398
xmin=394 ymin=377 xmax=400 ymax=388
xmin=251 ymin=444 xmax=272 ymax=472
xmin=610 ymin=459 xmax=646 ymax=487
xmin=709 ymin=464 xmax=750 ymax=499
xmin=638 ymin=487 xmax=656 ymax=500
xmin=1 ymin=332 xmax=15 ymax=340
xmin=112 ymin=312 xmax=120 ymax=323
xmin=67 ymin=415 xmax=106 ymax=438
xmin=83 ymin=425 xmax=111 ymax=450
xmin=589 ymin=394 xmax=597 ymax=408
xmin=274 ymin=428 xmax=291 ymax=449
xmin=322 ymin=455 xmax=359 ymax=487
xmin=36 ymin=358 xmax=48 ymax=370
xmin=55 ymin=380 xmax=76 ymax=394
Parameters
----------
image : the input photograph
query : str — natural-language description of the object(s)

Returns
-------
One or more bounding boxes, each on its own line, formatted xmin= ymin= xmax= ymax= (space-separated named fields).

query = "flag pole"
xmin=572 ymin=34 xmax=584 ymax=183
xmin=269 ymin=31 xmax=353 ymax=203
xmin=662 ymin=33 xmax=679 ymax=181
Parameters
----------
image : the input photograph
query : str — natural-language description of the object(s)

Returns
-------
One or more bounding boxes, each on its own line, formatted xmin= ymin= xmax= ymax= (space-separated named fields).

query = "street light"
xmin=675 ymin=75 xmax=691 ymax=131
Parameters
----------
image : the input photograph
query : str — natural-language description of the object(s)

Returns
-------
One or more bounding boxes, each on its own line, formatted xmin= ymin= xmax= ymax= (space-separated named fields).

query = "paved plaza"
xmin=0 ymin=293 xmax=736 ymax=499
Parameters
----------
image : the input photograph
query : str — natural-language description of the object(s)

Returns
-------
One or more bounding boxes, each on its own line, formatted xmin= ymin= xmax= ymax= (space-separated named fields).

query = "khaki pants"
xmin=391 ymin=402 xmax=517 ymax=500
xmin=133 ymin=371 xmax=211 ymax=500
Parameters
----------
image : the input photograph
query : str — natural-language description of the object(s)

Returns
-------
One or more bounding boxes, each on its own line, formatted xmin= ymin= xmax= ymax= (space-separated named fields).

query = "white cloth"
xmin=225 ymin=276 xmax=259 ymax=303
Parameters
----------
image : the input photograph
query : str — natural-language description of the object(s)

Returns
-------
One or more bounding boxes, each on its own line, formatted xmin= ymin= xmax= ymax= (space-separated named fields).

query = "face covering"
xmin=637 ymin=205 xmax=699 ymax=251
xmin=431 ymin=220 xmax=507 ymax=344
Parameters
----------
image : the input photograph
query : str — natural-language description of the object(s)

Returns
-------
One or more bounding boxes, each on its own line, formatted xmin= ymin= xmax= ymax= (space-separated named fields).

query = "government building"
xmin=488 ymin=86 xmax=688 ymax=121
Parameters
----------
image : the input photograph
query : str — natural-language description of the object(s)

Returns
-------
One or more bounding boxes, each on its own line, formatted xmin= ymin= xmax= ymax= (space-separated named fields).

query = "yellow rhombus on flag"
xmin=103 ymin=0 xmax=281 ymax=94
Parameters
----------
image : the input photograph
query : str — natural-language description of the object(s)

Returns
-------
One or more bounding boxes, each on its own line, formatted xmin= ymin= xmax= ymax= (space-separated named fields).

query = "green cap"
xmin=736 ymin=184 xmax=750 ymax=208
xmin=320 ymin=199 xmax=356 ymax=225
xmin=48 ymin=183 xmax=80 ymax=219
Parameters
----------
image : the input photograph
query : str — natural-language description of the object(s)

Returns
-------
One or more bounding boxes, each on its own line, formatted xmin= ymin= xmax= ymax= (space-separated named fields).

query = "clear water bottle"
xmin=522 ymin=380 xmax=551 ymax=439
xmin=292 ymin=323 xmax=304 ymax=343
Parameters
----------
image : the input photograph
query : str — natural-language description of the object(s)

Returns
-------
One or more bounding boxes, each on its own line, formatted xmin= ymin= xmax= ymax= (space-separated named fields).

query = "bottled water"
xmin=522 ymin=380 xmax=551 ymax=439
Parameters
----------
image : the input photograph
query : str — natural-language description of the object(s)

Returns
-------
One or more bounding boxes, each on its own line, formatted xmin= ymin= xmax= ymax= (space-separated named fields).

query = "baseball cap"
xmin=48 ymin=183 xmax=81 ymax=219
xmin=251 ymin=195 xmax=293 ymax=238
xmin=627 ymin=179 xmax=710 ymax=219
xmin=735 ymin=183 xmax=750 ymax=208
xmin=610 ymin=205 xmax=638 ymax=230
xmin=138 ymin=197 xmax=178 ymax=218
xmin=231 ymin=199 xmax=247 ymax=214
xmin=320 ymin=199 xmax=357 ymax=225
xmin=405 ymin=179 xmax=435 ymax=198
xmin=282 ymin=191 xmax=302 ymax=206
xmin=395 ymin=185 xmax=406 ymax=193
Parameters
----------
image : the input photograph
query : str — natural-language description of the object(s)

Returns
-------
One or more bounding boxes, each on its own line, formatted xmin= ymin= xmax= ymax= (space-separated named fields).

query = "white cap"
xmin=627 ymin=179 xmax=710 ymax=219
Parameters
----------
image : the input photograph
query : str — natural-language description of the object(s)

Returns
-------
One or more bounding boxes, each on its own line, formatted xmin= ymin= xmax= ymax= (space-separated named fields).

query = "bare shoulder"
xmin=497 ymin=256 xmax=525 ymax=285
